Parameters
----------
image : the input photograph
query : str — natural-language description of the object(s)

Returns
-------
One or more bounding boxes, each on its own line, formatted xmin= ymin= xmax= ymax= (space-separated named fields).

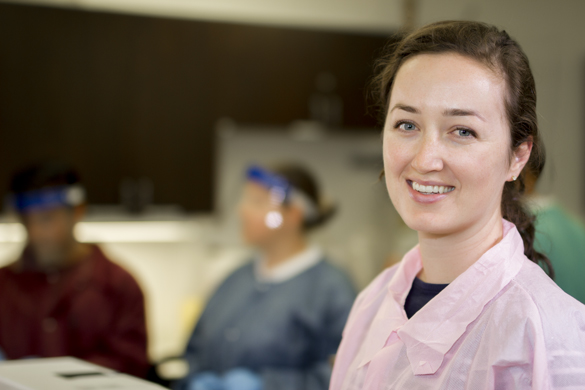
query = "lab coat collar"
xmin=359 ymin=219 xmax=526 ymax=375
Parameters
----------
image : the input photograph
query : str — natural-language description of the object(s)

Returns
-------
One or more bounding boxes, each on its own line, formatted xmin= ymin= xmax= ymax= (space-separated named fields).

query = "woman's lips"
xmin=406 ymin=179 xmax=455 ymax=203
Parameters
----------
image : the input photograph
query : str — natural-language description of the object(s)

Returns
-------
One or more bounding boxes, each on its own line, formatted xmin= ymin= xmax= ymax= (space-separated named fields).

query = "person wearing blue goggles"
xmin=178 ymin=163 xmax=356 ymax=390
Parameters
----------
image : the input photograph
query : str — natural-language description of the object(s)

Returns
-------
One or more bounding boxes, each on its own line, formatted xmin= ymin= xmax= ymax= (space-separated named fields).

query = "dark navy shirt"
xmin=404 ymin=277 xmax=449 ymax=319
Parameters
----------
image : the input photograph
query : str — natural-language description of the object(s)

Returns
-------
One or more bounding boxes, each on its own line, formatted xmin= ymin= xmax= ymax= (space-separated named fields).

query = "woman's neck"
xmin=262 ymin=234 xmax=308 ymax=270
xmin=417 ymin=212 xmax=503 ymax=284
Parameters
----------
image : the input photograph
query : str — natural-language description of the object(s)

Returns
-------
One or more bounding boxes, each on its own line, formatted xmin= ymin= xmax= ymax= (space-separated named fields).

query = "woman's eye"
xmin=456 ymin=128 xmax=475 ymax=137
xmin=398 ymin=122 xmax=417 ymax=131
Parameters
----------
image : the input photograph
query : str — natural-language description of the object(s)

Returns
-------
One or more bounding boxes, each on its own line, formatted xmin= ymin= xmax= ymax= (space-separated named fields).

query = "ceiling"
xmin=1 ymin=0 xmax=402 ymax=34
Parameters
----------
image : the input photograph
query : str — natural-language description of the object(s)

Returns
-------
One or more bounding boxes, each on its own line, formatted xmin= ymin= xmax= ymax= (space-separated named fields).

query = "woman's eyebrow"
xmin=390 ymin=104 xmax=486 ymax=122
xmin=390 ymin=104 xmax=419 ymax=114
xmin=443 ymin=108 xmax=486 ymax=121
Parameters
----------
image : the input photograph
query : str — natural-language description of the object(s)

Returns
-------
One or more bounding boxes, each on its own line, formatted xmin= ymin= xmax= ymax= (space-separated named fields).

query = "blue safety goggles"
xmin=246 ymin=165 xmax=291 ymax=203
xmin=8 ymin=185 xmax=86 ymax=213
xmin=245 ymin=165 xmax=320 ymax=223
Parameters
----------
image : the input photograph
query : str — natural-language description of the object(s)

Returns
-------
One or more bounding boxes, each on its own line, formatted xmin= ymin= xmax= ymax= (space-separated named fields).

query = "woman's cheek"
xmin=384 ymin=140 xmax=410 ymax=179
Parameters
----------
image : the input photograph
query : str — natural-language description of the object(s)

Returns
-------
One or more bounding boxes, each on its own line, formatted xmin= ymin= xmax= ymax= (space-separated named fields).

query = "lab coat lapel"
xmin=357 ymin=246 xmax=422 ymax=368
xmin=399 ymin=219 xmax=526 ymax=375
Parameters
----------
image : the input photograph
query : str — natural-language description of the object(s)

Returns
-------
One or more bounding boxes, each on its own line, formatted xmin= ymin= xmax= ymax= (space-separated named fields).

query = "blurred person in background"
xmin=525 ymin=170 xmax=585 ymax=303
xmin=177 ymin=163 xmax=356 ymax=390
xmin=0 ymin=161 xmax=149 ymax=377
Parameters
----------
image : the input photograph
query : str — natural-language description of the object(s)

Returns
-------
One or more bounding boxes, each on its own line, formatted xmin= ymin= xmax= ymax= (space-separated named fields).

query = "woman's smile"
xmin=406 ymin=179 xmax=455 ymax=204
xmin=408 ymin=179 xmax=455 ymax=195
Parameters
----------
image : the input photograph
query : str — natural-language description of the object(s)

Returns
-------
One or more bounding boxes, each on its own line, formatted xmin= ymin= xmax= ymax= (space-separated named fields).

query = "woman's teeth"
xmin=412 ymin=181 xmax=455 ymax=194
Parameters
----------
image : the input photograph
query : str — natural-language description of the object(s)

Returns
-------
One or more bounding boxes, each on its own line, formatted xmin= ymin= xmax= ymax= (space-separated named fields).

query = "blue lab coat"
xmin=180 ymin=258 xmax=356 ymax=390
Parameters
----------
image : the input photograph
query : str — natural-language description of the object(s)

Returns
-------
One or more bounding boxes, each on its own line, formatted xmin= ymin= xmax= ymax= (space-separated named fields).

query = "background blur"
xmin=0 ymin=0 xmax=583 ymax=363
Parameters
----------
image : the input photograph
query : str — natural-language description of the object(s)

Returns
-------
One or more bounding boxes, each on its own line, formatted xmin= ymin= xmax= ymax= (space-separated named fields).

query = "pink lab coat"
xmin=331 ymin=220 xmax=585 ymax=389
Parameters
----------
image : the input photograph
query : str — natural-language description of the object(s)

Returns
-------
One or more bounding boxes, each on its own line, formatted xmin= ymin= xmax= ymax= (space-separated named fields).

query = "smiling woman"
xmin=384 ymin=52 xmax=532 ymax=282
xmin=330 ymin=21 xmax=585 ymax=389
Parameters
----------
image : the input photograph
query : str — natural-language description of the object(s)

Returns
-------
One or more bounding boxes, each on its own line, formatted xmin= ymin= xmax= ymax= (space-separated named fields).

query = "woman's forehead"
xmin=390 ymin=52 xmax=507 ymax=119
xmin=244 ymin=181 xmax=269 ymax=194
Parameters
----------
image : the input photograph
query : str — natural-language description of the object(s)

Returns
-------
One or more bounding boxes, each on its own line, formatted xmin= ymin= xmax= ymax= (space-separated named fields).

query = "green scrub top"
xmin=534 ymin=203 xmax=585 ymax=304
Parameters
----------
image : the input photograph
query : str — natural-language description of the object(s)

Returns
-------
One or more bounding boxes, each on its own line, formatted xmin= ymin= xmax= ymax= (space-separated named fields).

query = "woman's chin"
xmin=401 ymin=215 xmax=462 ymax=237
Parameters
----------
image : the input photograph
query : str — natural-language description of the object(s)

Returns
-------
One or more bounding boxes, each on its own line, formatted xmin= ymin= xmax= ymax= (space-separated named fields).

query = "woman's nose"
xmin=411 ymin=134 xmax=444 ymax=174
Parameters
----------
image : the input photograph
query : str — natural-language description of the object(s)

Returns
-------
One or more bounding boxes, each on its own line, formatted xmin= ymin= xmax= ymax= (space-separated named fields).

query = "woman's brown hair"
xmin=373 ymin=20 xmax=553 ymax=277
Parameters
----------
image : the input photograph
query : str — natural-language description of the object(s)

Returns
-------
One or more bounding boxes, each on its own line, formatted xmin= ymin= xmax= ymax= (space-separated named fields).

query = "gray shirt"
xmin=180 ymin=258 xmax=356 ymax=390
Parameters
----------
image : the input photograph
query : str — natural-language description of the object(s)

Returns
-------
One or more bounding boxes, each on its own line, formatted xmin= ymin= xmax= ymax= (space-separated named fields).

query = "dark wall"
xmin=0 ymin=3 xmax=390 ymax=211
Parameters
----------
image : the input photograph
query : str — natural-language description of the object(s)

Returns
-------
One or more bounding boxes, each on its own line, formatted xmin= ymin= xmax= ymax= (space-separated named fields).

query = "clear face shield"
xmin=245 ymin=166 xmax=319 ymax=230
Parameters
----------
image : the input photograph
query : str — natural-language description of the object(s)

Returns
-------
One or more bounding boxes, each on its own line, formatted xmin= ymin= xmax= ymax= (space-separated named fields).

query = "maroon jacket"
xmin=0 ymin=245 xmax=149 ymax=378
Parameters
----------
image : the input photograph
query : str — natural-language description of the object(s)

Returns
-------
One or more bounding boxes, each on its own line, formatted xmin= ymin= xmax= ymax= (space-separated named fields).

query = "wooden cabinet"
xmin=0 ymin=3 xmax=389 ymax=211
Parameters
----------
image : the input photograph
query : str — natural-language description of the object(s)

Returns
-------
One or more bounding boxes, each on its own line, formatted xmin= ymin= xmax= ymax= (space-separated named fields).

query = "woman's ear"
xmin=509 ymin=138 xmax=533 ymax=180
